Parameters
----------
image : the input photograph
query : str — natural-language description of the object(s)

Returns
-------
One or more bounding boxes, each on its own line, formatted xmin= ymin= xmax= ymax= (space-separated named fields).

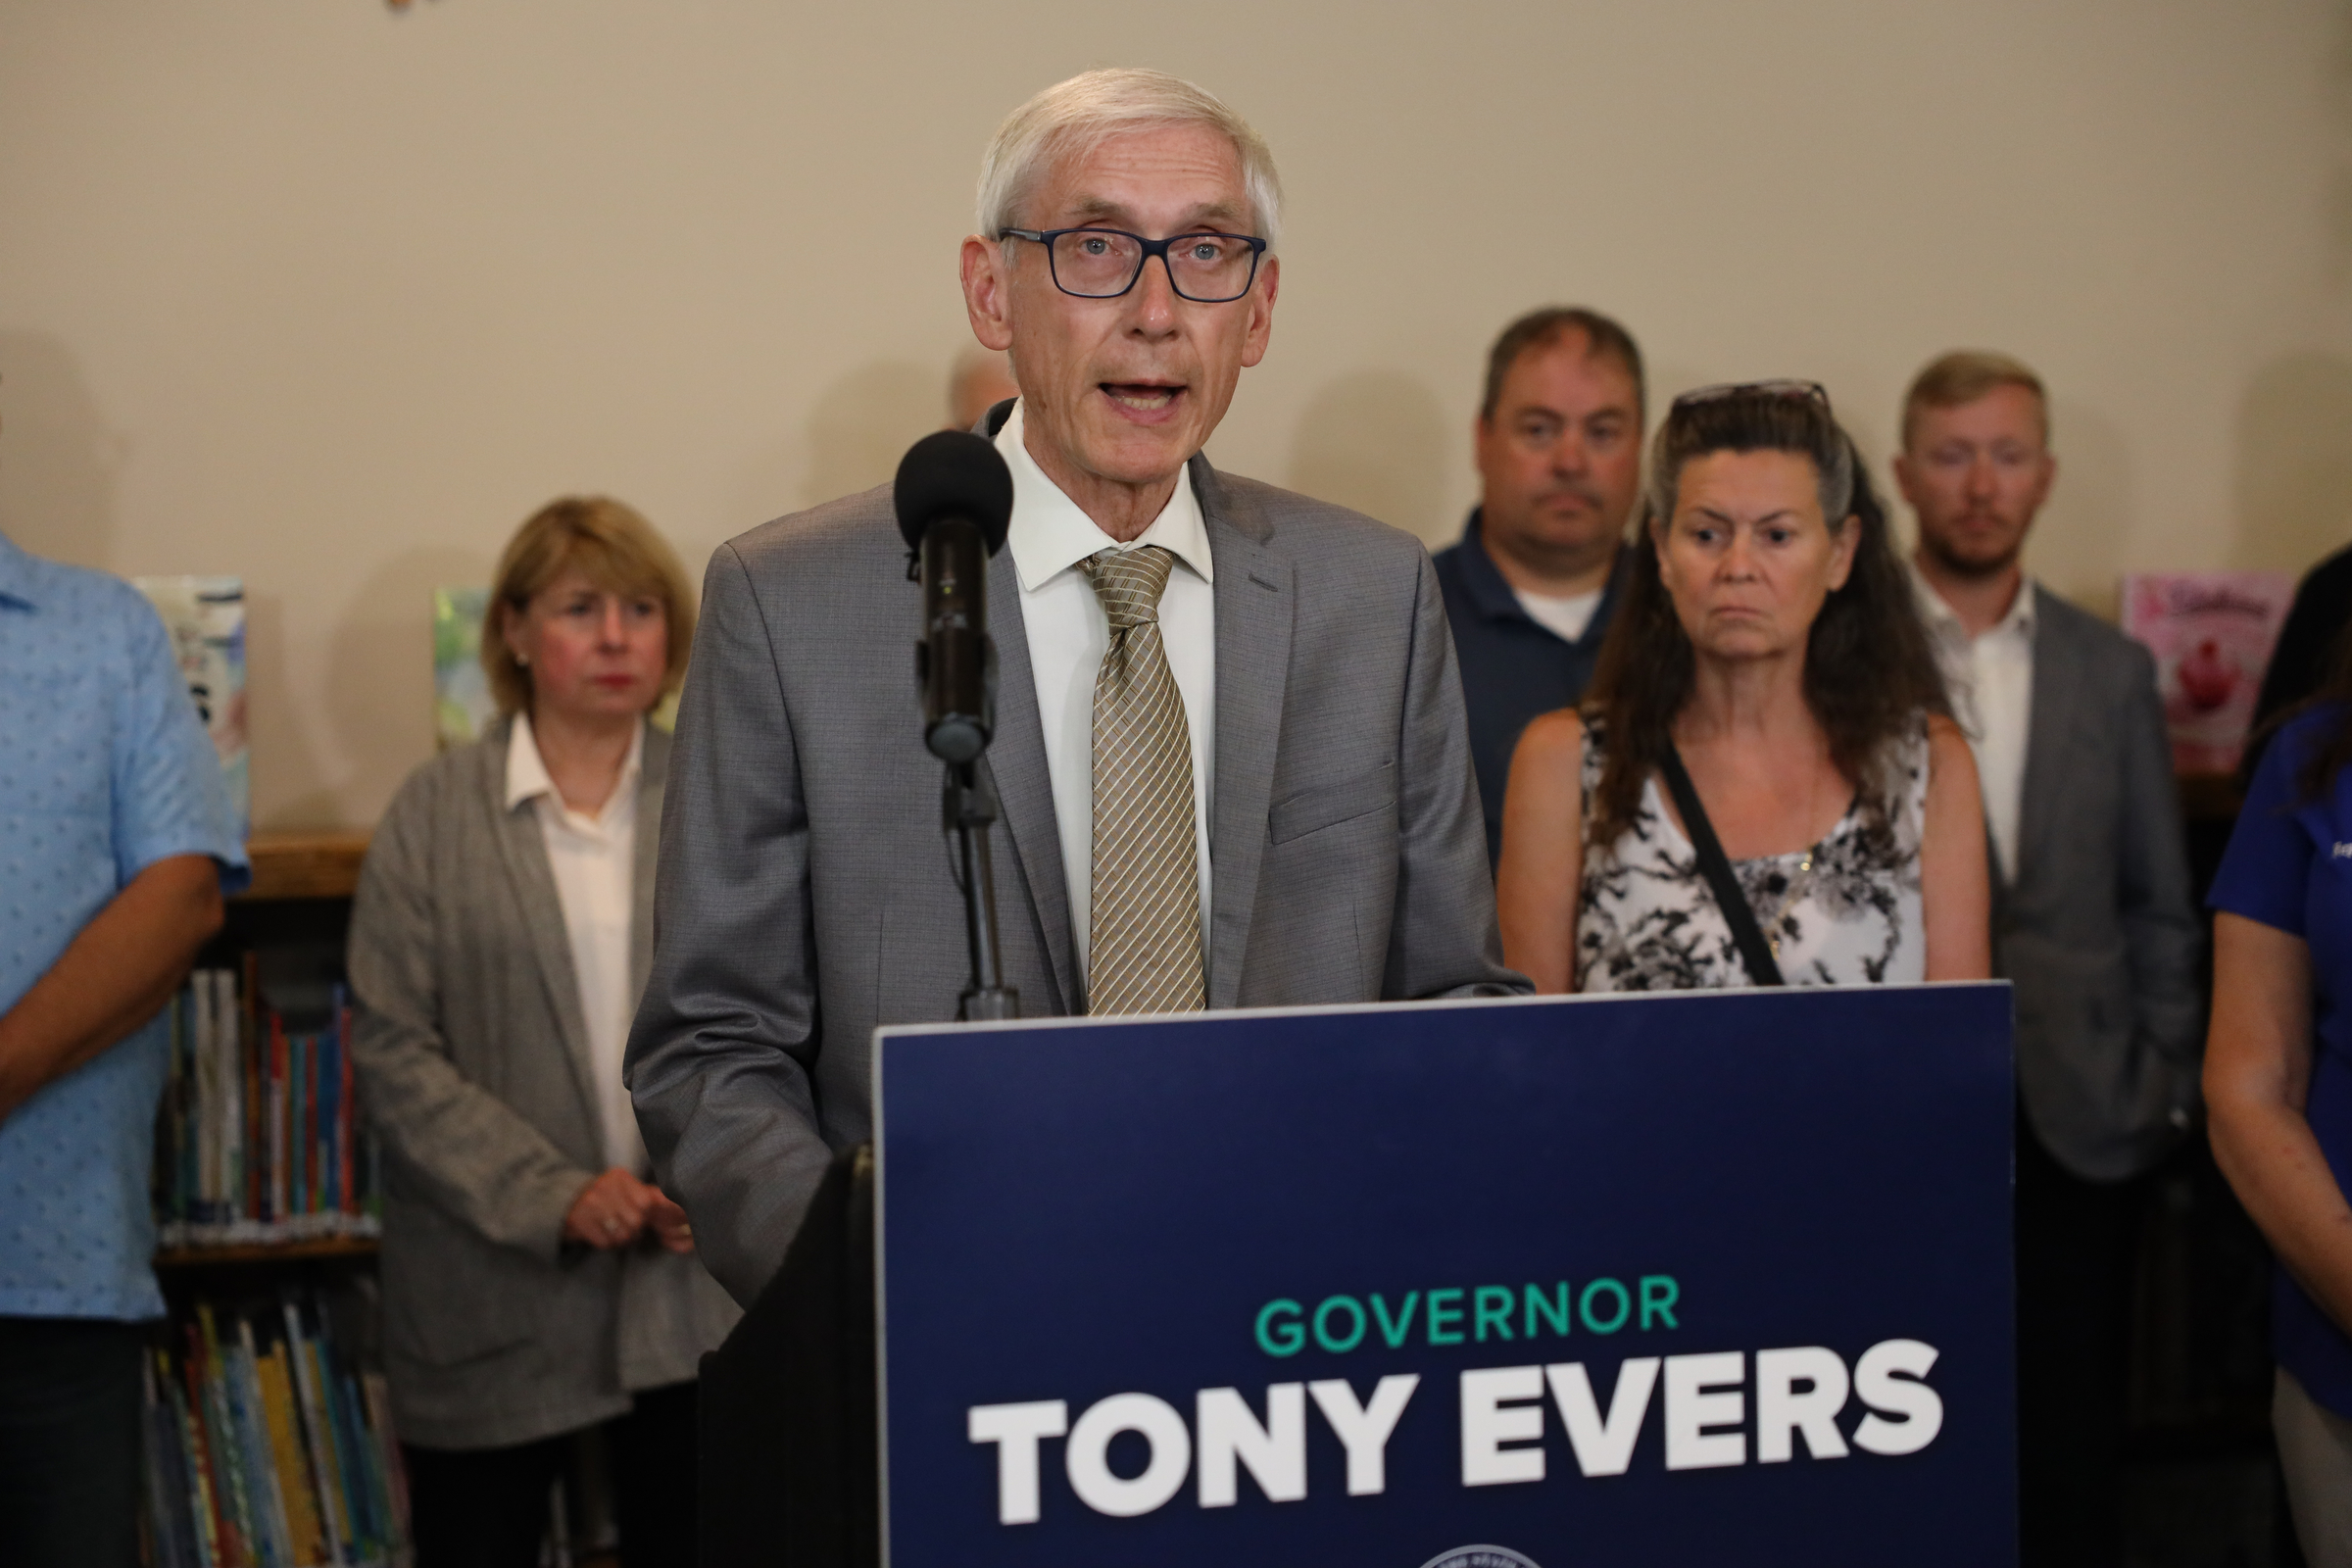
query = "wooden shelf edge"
xmin=155 ymin=1235 xmax=379 ymax=1267
xmin=235 ymin=832 xmax=370 ymax=903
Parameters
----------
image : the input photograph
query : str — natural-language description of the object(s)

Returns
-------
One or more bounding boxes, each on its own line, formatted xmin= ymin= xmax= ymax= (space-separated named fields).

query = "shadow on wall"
xmin=2230 ymin=353 xmax=2352 ymax=574
xmin=263 ymin=545 xmax=490 ymax=833
xmin=1286 ymin=369 xmax=1451 ymax=544
xmin=800 ymin=360 xmax=949 ymax=509
xmin=0 ymin=331 xmax=122 ymax=569
xmin=2028 ymin=397 xmax=2135 ymax=620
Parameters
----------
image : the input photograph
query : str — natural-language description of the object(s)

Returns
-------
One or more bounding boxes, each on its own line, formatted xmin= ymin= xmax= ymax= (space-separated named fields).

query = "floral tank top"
xmin=1576 ymin=719 xmax=1930 ymax=991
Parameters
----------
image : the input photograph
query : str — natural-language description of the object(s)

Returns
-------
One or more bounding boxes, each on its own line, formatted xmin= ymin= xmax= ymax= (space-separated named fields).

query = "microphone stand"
xmin=944 ymin=760 xmax=1019 ymax=1021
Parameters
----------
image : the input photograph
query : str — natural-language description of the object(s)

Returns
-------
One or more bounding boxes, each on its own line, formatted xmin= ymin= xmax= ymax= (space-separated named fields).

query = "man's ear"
xmin=1238 ymin=254 xmax=1279 ymax=369
xmin=960 ymin=234 xmax=1016 ymax=353
xmin=1890 ymin=451 xmax=1921 ymax=510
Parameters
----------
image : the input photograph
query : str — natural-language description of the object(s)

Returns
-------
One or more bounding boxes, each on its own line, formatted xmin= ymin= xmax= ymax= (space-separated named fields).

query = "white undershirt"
xmin=1910 ymin=564 xmax=2035 ymax=886
xmin=506 ymin=712 xmax=647 ymax=1175
xmin=1513 ymin=586 xmax=1604 ymax=645
xmin=996 ymin=400 xmax=1216 ymax=985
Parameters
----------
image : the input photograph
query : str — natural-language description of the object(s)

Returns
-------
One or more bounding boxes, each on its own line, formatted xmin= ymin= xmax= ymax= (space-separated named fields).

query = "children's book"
xmin=134 ymin=575 xmax=251 ymax=842
xmin=2121 ymin=571 xmax=2295 ymax=773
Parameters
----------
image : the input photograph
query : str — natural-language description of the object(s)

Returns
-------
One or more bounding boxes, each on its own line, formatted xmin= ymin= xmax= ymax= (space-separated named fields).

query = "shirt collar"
xmin=1908 ymin=560 xmax=2035 ymax=642
xmin=1456 ymin=509 xmax=1629 ymax=641
xmin=995 ymin=400 xmax=1213 ymax=592
xmin=505 ymin=710 xmax=644 ymax=821
xmin=0 ymin=532 xmax=41 ymax=611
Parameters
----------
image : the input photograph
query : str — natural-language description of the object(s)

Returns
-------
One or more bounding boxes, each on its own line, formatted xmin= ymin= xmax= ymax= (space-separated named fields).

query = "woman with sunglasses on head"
xmin=1496 ymin=382 xmax=1991 ymax=992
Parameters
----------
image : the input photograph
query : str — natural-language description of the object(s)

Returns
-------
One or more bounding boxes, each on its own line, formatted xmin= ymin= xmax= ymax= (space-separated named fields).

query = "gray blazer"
xmin=348 ymin=716 xmax=738 ymax=1451
xmin=628 ymin=443 xmax=1525 ymax=1304
xmin=1998 ymin=590 xmax=2204 ymax=1181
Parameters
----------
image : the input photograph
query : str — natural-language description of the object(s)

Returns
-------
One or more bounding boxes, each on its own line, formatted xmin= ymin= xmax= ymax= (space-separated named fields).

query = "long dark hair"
xmin=2283 ymin=619 xmax=2352 ymax=803
xmin=1581 ymin=389 xmax=1949 ymax=852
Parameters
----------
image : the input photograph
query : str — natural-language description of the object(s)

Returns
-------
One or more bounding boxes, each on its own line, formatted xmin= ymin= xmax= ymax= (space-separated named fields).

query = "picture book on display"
xmin=432 ymin=586 xmax=496 ymax=750
xmin=136 ymin=574 xmax=251 ymax=843
xmin=2121 ymin=570 xmax=2295 ymax=773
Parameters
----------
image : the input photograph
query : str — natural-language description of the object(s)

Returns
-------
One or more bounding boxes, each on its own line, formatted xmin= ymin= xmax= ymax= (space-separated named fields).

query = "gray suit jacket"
xmin=628 ymin=444 xmax=1524 ymax=1304
xmin=1998 ymin=589 xmax=2204 ymax=1181
xmin=348 ymin=716 xmax=739 ymax=1450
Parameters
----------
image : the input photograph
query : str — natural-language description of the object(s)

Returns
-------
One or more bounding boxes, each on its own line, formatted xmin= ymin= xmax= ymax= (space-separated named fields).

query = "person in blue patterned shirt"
xmin=0 ymin=525 xmax=248 ymax=1568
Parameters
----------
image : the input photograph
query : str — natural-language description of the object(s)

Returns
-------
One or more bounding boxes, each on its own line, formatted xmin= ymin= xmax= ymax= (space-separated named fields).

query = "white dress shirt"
xmin=995 ymin=400 xmax=1216 ymax=984
xmin=1911 ymin=564 xmax=2035 ymax=885
xmin=507 ymin=712 xmax=648 ymax=1176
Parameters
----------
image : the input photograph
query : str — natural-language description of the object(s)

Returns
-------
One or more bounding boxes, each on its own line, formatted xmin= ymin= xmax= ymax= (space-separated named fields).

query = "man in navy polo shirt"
xmin=1433 ymin=307 xmax=1644 ymax=865
xmin=0 ymin=519 xmax=247 ymax=1568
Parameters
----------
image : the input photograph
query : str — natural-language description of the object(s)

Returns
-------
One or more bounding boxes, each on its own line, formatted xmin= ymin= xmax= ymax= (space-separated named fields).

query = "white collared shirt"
xmin=995 ymin=400 xmax=1216 ymax=984
xmin=507 ymin=711 xmax=647 ymax=1175
xmin=1910 ymin=563 xmax=2035 ymax=885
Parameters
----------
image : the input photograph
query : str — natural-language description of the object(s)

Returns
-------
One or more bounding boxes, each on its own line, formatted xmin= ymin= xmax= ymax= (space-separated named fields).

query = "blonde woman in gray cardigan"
xmin=349 ymin=498 xmax=736 ymax=1568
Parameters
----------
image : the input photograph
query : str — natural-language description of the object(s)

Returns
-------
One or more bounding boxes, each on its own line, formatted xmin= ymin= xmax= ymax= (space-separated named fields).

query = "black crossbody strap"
xmin=1658 ymin=745 xmax=1786 ymax=987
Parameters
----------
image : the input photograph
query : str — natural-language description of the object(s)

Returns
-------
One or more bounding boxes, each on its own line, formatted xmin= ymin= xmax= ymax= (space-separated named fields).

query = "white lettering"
xmin=1460 ymin=1365 xmax=1547 ymax=1486
xmin=1196 ymin=1385 xmax=1306 ymax=1507
xmin=1852 ymin=1339 xmax=1943 ymax=1455
xmin=967 ymin=1399 xmax=1068 ymax=1525
xmin=1754 ymin=1347 xmax=1851 ymax=1462
xmin=1064 ymin=1393 xmax=1191 ymax=1517
xmin=1545 ymin=1357 xmax=1659 ymax=1477
xmin=1307 ymin=1375 xmax=1420 ymax=1495
xmin=1663 ymin=1351 xmax=1745 ymax=1470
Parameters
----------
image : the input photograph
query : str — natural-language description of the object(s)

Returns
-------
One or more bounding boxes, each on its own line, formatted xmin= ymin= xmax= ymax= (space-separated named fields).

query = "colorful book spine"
xmin=145 ymin=1295 xmax=411 ymax=1568
xmin=154 ymin=968 xmax=384 ymax=1250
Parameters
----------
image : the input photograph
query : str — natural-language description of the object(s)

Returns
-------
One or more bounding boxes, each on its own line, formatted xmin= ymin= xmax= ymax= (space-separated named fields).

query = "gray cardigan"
xmin=348 ymin=715 xmax=738 ymax=1451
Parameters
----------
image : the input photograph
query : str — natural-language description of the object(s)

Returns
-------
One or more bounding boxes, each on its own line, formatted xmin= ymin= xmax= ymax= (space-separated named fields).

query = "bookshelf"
xmin=144 ymin=830 xmax=413 ymax=1568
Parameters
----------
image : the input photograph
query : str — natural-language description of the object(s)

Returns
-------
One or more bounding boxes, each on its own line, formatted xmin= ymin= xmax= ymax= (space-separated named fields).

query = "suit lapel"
xmin=2011 ymin=585 xmax=2072 ymax=910
xmin=1197 ymin=458 xmax=1292 ymax=1009
xmin=630 ymin=721 xmax=669 ymax=999
xmin=984 ymin=564 xmax=1077 ymax=1014
xmin=483 ymin=715 xmax=604 ymax=1127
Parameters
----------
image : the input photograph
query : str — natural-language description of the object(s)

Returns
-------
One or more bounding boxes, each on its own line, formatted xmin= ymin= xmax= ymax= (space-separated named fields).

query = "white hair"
xmin=975 ymin=68 xmax=1285 ymax=252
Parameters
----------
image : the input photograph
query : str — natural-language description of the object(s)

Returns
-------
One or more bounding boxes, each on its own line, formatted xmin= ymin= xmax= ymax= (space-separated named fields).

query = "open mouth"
xmin=1102 ymin=381 xmax=1186 ymax=416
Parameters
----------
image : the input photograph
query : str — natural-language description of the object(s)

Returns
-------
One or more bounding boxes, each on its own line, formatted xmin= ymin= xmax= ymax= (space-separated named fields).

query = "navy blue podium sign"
xmin=873 ymin=983 xmax=2015 ymax=1568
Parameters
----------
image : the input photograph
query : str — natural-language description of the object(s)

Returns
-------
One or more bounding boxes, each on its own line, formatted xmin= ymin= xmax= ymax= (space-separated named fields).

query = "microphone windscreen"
xmin=894 ymin=430 xmax=1014 ymax=556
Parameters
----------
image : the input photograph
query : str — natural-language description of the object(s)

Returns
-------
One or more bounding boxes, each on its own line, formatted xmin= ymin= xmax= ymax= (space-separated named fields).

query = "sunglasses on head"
xmin=1670 ymin=379 xmax=1832 ymax=414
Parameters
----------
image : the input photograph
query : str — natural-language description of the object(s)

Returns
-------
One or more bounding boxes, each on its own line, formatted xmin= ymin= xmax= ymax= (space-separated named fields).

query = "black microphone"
xmin=894 ymin=430 xmax=1014 ymax=763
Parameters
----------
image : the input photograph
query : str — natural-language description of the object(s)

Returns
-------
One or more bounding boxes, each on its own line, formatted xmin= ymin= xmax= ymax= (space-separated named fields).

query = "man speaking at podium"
xmin=627 ymin=68 xmax=1520 ymax=1306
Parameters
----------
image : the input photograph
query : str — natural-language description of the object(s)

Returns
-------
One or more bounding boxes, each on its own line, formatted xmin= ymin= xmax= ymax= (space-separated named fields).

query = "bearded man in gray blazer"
xmin=1897 ymin=351 xmax=2202 ymax=1568
xmin=627 ymin=68 xmax=1521 ymax=1307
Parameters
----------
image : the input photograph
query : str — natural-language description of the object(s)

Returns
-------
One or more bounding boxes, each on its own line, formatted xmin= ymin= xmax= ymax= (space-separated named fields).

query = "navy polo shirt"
xmin=1431 ymin=510 xmax=1628 ymax=866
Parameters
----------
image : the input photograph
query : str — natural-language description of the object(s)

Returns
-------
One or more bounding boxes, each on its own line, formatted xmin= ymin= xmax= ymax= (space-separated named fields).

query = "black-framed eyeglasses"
xmin=998 ymin=226 xmax=1269 ymax=303
xmin=1670 ymin=378 xmax=1832 ymax=414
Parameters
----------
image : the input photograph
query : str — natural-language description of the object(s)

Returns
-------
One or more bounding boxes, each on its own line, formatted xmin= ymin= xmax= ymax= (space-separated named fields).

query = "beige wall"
xmin=4 ymin=0 xmax=2350 ymax=830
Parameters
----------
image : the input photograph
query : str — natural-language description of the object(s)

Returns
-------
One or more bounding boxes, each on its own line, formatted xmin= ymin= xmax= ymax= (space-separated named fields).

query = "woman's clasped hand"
xmin=563 ymin=1165 xmax=696 ymax=1253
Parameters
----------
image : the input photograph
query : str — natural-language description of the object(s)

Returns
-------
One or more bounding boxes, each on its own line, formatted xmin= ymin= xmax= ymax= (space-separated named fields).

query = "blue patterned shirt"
xmin=0 ymin=533 xmax=248 ymax=1319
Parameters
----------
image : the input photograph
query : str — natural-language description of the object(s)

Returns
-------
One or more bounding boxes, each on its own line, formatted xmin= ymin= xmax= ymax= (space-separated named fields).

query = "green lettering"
xmin=1313 ymin=1295 xmax=1367 ymax=1354
xmin=1370 ymin=1292 xmax=1420 ymax=1348
xmin=1474 ymin=1286 xmax=1515 ymax=1342
xmin=1524 ymin=1282 xmax=1572 ymax=1339
xmin=1427 ymin=1288 xmax=1466 ymax=1345
xmin=1640 ymin=1275 xmax=1681 ymax=1331
xmin=1256 ymin=1298 xmax=1304 ymax=1357
xmin=1580 ymin=1277 xmax=1631 ymax=1335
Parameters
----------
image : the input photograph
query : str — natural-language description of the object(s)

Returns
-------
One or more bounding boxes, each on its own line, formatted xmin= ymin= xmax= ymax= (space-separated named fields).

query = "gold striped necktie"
xmin=1082 ymin=545 xmax=1206 ymax=1016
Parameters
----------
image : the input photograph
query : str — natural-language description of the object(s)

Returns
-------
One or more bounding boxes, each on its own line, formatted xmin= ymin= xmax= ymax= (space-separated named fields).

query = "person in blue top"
xmin=1433 ymin=307 xmax=1644 ymax=866
xmin=2208 ymin=662 xmax=2352 ymax=1568
xmin=0 ymin=525 xmax=248 ymax=1568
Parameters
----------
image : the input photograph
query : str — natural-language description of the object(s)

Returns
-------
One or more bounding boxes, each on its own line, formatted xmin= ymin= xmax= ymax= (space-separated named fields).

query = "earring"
xmin=514 ymin=652 xmax=530 ymax=667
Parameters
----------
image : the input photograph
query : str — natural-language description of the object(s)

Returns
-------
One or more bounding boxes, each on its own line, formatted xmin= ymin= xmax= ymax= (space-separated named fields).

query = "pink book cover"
xmin=2120 ymin=571 xmax=2295 ymax=773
